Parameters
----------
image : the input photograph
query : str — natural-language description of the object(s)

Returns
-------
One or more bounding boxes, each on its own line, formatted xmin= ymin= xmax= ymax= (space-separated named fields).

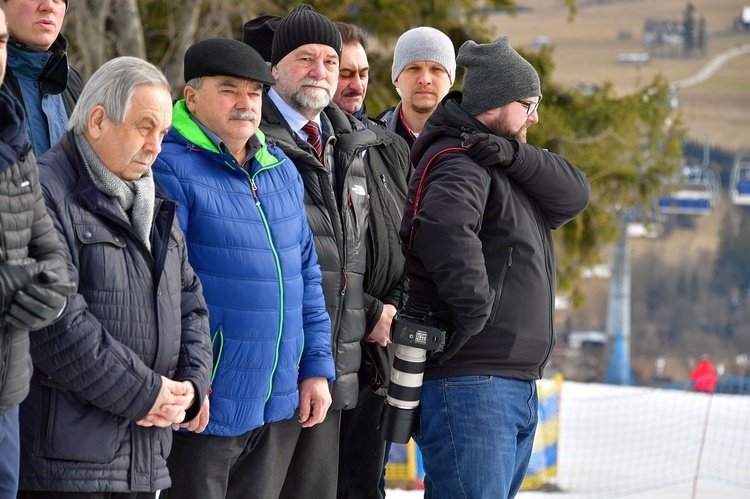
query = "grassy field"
xmin=488 ymin=0 xmax=750 ymax=151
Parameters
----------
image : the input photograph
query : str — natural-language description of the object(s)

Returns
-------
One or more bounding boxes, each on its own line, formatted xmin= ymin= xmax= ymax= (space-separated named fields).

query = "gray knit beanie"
xmin=271 ymin=4 xmax=342 ymax=66
xmin=391 ymin=27 xmax=456 ymax=84
xmin=457 ymin=36 xmax=542 ymax=116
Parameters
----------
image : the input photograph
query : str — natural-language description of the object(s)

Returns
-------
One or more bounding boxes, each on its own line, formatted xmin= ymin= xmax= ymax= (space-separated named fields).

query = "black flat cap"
xmin=184 ymin=38 xmax=275 ymax=86
xmin=242 ymin=15 xmax=281 ymax=63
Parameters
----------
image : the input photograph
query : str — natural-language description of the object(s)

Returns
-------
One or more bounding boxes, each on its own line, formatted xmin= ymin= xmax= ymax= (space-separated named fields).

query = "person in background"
xmin=332 ymin=22 xmax=411 ymax=499
xmin=243 ymin=4 xmax=377 ymax=497
xmin=400 ymin=36 xmax=590 ymax=498
xmin=153 ymin=38 xmax=335 ymax=499
xmin=376 ymin=26 xmax=455 ymax=149
xmin=0 ymin=4 xmax=75 ymax=495
xmin=2 ymin=0 xmax=83 ymax=156
xmin=690 ymin=355 xmax=719 ymax=393
xmin=16 ymin=56 xmax=213 ymax=498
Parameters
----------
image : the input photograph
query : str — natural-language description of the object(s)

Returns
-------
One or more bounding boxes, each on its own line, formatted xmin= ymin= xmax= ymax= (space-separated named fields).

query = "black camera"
xmin=379 ymin=306 xmax=446 ymax=444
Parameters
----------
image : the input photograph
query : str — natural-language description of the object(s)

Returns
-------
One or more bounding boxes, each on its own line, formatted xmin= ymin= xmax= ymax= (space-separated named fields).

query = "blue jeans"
xmin=414 ymin=376 xmax=538 ymax=499
xmin=0 ymin=406 xmax=20 ymax=499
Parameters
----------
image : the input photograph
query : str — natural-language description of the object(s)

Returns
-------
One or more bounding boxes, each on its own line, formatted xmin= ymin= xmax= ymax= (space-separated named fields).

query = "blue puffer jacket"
xmin=152 ymin=101 xmax=335 ymax=437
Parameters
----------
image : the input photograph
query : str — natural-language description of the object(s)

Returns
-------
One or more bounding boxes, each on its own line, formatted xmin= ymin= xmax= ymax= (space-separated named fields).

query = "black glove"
xmin=0 ymin=258 xmax=40 ymax=313
xmin=433 ymin=332 xmax=471 ymax=365
xmin=462 ymin=133 xmax=517 ymax=168
xmin=5 ymin=271 xmax=77 ymax=331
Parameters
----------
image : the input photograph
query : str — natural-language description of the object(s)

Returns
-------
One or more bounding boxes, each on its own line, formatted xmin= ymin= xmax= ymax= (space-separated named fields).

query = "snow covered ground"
xmin=386 ymin=380 xmax=750 ymax=498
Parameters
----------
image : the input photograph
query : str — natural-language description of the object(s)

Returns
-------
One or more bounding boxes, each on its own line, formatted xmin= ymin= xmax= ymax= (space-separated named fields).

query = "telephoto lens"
xmin=379 ymin=313 xmax=445 ymax=444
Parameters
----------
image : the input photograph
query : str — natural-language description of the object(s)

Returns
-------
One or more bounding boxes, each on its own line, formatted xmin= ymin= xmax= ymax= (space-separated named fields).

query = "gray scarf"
xmin=74 ymin=133 xmax=155 ymax=251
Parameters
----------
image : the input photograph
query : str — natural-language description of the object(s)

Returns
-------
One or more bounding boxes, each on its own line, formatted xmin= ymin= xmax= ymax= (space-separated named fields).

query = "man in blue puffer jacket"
xmin=153 ymin=38 xmax=335 ymax=499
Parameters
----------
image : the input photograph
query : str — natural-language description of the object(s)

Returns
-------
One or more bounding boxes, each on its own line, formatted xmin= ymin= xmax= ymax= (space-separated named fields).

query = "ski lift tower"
xmin=604 ymin=215 xmax=635 ymax=385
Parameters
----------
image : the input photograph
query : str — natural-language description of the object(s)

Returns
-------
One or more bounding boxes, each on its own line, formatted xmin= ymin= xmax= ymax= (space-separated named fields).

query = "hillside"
xmin=488 ymin=0 xmax=750 ymax=151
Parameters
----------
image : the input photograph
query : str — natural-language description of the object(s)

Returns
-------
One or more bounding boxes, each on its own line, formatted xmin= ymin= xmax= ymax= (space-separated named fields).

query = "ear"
xmin=271 ymin=64 xmax=279 ymax=81
xmin=87 ymin=106 xmax=107 ymax=141
xmin=184 ymin=85 xmax=198 ymax=113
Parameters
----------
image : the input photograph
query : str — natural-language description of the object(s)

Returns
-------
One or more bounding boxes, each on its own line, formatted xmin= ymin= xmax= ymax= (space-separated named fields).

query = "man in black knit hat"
xmin=243 ymin=4 xmax=377 ymax=498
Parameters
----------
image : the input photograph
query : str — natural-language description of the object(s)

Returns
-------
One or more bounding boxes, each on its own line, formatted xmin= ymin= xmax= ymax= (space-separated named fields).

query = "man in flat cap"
xmin=243 ymin=4 xmax=377 ymax=498
xmin=2 ymin=0 xmax=83 ymax=156
xmin=397 ymin=36 xmax=590 ymax=498
xmin=152 ymin=38 xmax=335 ymax=499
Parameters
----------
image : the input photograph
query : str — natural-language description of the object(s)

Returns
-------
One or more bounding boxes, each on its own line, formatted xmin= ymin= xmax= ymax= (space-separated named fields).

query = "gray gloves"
xmin=1 ymin=259 xmax=76 ymax=331
xmin=462 ymin=132 xmax=517 ymax=168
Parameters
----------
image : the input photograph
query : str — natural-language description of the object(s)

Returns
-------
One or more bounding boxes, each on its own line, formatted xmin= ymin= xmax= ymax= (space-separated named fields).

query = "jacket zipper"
xmin=249 ymin=173 xmax=286 ymax=406
xmin=489 ymin=246 xmax=514 ymax=323
xmin=380 ymin=174 xmax=401 ymax=214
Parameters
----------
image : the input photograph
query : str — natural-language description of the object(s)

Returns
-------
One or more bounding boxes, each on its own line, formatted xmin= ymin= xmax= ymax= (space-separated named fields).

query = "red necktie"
xmin=302 ymin=121 xmax=323 ymax=163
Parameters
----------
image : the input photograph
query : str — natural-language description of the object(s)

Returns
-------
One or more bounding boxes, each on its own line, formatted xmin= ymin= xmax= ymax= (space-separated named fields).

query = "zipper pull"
xmin=341 ymin=269 xmax=348 ymax=295
xmin=251 ymin=178 xmax=259 ymax=202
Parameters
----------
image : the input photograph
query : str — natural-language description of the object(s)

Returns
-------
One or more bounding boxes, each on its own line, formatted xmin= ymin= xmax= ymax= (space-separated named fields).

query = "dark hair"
xmin=335 ymin=22 xmax=369 ymax=51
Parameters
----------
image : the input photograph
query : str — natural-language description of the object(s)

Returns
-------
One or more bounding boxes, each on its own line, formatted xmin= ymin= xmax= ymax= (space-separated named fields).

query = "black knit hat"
xmin=271 ymin=4 xmax=342 ymax=66
xmin=242 ymin=15 xmax=281 ymax=63
xmin=184 ymin=38 xmax=275 ymax=86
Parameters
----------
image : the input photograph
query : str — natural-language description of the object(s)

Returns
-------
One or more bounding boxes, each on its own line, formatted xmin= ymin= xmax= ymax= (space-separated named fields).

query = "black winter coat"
xmin=260 ymin=95 xmax=373 ymax=410
xmin=0 ymin=87 xmax=67 ymax=415
xmin=18 ymin=133 xmax=213 ymax=493
xmin=402 ymin=92 xmax=591 ymax=381
xmin=358 ymin=114 xmax=411 ymax=393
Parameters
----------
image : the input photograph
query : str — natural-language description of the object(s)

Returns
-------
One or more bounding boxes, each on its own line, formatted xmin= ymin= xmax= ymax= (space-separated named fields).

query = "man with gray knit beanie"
xmin=394 ymin=36 xmax=590 ymax=498
xmin=376 ymin=26 xmax=455 ymax=148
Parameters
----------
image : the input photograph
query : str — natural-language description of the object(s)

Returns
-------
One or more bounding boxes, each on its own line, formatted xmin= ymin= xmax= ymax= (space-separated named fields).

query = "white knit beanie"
xmin=391 ymin=27 xmax=456 ymax=84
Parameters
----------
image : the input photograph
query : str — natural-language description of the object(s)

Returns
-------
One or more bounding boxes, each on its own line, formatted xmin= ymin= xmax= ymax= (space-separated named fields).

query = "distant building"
xmin=643 ymin=3 xmax=706 ymax=58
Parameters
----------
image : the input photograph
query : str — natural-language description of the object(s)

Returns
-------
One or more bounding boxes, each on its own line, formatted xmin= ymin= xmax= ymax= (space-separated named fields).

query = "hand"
xmin=136 ymin=378 xmax=196 ymax=428
xmin=434 ymin=332 xmax=471 ymax=365
xmin=0 ymin=258 xmax=39 ymax=312
xmin=462 ymin=132 xmax=516 ymax=168
xmin=366 ymin=304 xmax=397 ymax=347
xmin=298 ymin=377 xmax=331 ymax=428
xmin=174 ymin=394 xmax=210 ymax=433
xmin=5 ymin=276 xmax=76 ymax=331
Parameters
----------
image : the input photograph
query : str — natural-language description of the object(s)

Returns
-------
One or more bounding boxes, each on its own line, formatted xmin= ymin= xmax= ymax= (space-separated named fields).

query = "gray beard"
xmin=291 ymin=87 xmax=331 ymax=113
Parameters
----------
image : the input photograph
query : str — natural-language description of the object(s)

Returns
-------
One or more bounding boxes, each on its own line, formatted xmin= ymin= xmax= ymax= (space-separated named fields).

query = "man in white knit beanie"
xmin=376 ymin=26 xmax=455 ymax=148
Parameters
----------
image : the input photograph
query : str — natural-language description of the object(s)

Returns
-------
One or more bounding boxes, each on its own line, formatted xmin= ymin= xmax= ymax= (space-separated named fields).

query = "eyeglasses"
xmin=516 ymin=98 xmax=541 ymax=116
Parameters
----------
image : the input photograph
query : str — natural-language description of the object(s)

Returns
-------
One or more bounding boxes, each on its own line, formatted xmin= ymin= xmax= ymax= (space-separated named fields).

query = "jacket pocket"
xmin=75 ymin=222 xmax=129 ymax=291
xmin=38 ymin=385 xmax=124 ymax=463
xmin=488 ymin=246 xmax=514 ymax=325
